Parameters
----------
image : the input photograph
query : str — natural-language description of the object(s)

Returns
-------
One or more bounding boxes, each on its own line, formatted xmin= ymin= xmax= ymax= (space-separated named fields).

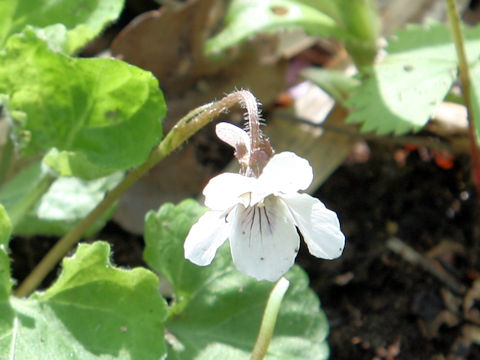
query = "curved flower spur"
xmin=184 ymin=91 xmax=345 ymax=281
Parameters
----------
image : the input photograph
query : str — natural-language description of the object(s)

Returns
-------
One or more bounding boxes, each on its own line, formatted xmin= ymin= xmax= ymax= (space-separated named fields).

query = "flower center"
xmin=238 ymin=202 xmax=274 ymax=245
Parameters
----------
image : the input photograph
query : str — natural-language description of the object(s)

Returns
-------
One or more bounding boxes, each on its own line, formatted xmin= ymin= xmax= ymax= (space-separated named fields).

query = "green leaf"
xmin=205 ymin=0 xmax=343 ymax=55
xmin=301 ymin=67 xmax=360 ymax=104
xmin=346 ymin=22 xmax=480 ymax=135
xmin=28 ymin=24 xmax=71 ymax=53
xmin=1 ymin=242 xmax=168 ymax=360
xmin=0 ymin=205 xmax=12 ymax=301
xmin=0 ymin=28 xmax=165 ymax=179
xmin=0 ymin=161 xmax=123 ymax=236
xmin=0 ymin=0 xmax=125 ymax=53
xmin=144 ymin=200 xmax=329 ymax=360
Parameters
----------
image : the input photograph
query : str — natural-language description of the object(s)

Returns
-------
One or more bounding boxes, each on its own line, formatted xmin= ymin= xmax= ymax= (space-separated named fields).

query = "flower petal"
xmin=216 ymin=122 xmax=251 ymax=166
xmin=257 ymin=152 xmax=313 ymax=198
xmin=230 ymin=197 xmax=300 ymax=281
xmin=203 ymin=173 xmax=255 ymax=210
xmin=282 ymin=194 xmax=345 ymax=259
xmin=184 ymin=210 xmax=230 ymax=266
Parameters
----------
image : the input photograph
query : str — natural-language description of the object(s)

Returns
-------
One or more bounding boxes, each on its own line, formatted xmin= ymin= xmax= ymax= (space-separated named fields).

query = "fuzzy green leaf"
xmin=0 ymin=162 xmax=123 ymax=236
xmin=205 ymin=0 xmax=343 ymax=55
xmin=346 ymin=22 xmax=480 ymax=135
xmin=0 ymin=242 xmax=168 ymax=360
xmin=0 ymin=28 xmax=165 ymax=179
xmin=144 ymin=200 xmax=329 ymax=360
xmin=0 ymin=0 xmax=124 ymax=53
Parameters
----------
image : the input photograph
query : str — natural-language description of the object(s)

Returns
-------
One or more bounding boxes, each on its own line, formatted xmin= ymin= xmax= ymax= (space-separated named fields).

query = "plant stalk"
xmin=250 ymin=277 xmax=290 ymax=360
xmin=15 ymin=91 xmax=254 ymax=298
xmin=446 ymin=0 xmax=480 ymax=190
xmin=447 ymin=0 xmax=471 ymax=109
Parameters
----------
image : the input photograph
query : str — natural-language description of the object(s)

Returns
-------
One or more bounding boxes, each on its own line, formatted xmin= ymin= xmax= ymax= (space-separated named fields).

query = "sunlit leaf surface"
xmin=0 ymin=162 xmax=123 ymax=236
xmin=0 ymin=28 xmax=166 ymax=179
xmin=0 ymin=0 xmax=124 ymax=53
xmin=347 ymin=22 xmax=480 ymax=135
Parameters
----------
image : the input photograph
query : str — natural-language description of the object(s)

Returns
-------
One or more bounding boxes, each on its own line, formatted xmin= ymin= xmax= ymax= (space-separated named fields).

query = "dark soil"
xmin=302 ymin=144 xmax=478 ymax=360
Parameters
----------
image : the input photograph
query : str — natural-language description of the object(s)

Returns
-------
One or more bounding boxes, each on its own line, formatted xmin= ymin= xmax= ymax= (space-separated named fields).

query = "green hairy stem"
xmin=250 ymin=277 xmax=290 ymax=360
xmin=445 ymin=0 xmax=480 ymax=189
xmin=446 ymin=0 xmax=472 ymax=112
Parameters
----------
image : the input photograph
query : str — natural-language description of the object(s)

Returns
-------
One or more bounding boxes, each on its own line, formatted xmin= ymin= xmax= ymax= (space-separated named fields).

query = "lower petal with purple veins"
xmin=229 ymin=196 xmax=300 ymax=282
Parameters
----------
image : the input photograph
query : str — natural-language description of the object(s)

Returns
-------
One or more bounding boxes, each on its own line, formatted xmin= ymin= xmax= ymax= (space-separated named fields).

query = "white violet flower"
xmin=184 ymin=91 xmax=345 ymax=281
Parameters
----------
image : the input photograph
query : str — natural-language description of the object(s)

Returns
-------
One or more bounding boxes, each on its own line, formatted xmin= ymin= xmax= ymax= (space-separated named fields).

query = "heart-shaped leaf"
xmin=0 ymin=28 xmax=166 ymax=179
xmin=0 ymin=241 xmax=169 ymax=359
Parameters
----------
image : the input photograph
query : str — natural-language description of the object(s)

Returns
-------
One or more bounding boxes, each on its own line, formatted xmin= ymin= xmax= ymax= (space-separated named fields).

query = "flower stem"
xmin=338 ymin=0 xmax=379 ymax=70
xmin=446 ymin=0 xmax=471 ymax=109
xmin=235 ymin=90 xmax=274 ymax=177
xmin=14 ymin=91 xmax=254 ymax=298
xmin=239 ymin=90 xmax=262 ymax=151
xmin=250 ymin=277 xmax=290 ymax=360
xmin=446 ymin=0 xmax=480 ymax=191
